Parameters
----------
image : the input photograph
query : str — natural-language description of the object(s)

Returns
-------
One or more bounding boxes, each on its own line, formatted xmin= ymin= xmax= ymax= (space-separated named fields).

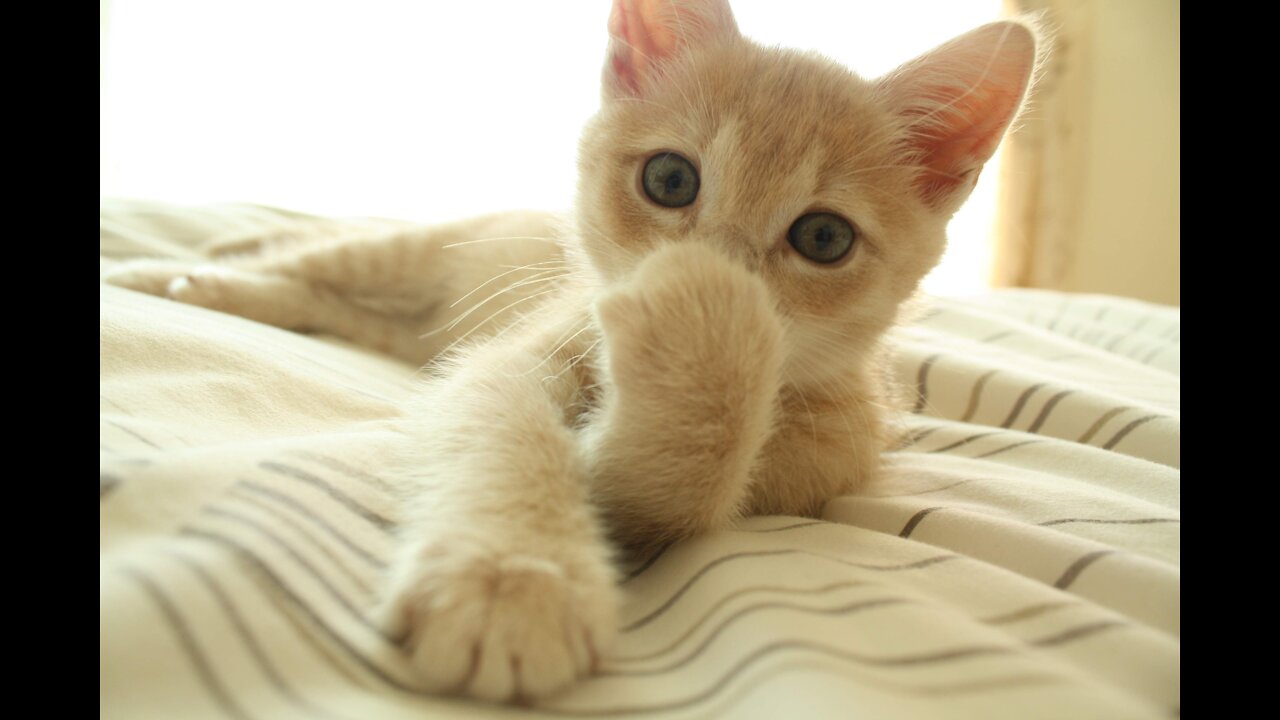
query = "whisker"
xmin=435 ymin=287 xmax=562 ymax=356
xmin=423 ymin=270 xmax=569 ymax=338
xmin=441 ymin=235 xmax=557 ymax=249
xmin=449 ymin=260 xmax=568 ymax=309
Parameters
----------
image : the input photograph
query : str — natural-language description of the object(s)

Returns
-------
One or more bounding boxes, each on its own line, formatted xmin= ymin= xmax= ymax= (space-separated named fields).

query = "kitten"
xmin=104 ymin=0 xmax=1038 ymax=703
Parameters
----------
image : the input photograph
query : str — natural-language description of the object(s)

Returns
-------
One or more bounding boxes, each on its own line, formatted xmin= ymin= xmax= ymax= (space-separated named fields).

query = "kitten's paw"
xmin=101 ymin=260 xmax=200 ymax=297
xmin=165 ymin=265 xmax=245 ymax=311
xmin=380 ymin=540 xmax=618 ymax=703
xmin=596 ymin=243 xmax=785 ymax=390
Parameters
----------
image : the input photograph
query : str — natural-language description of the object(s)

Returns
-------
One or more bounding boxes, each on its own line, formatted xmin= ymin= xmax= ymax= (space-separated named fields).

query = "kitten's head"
xmin=575 ymin=0 xmax=1039 ymax=385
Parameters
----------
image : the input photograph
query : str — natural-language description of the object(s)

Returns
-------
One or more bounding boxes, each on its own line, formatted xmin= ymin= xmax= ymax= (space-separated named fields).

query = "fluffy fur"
xmin=104 ymin=0 xmax=1039 ymax=703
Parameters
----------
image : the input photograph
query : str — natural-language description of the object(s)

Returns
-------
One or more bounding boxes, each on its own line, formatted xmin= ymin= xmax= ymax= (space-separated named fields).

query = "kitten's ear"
xmin=604 ymin=0 xmax=739 ymax=98
xmin=879 ymin=21 xmax=1040 ymax=209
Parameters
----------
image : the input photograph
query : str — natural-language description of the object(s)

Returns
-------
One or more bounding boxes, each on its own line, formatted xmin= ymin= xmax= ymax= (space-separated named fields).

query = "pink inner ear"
xmin=608 ymin=0 xmax=671 ymax=96
xmin=913 ymin=84 xmax=1026 ymax=201
xmin=606 ymin=0 xmax=737 ymax=97
xmin=886 ymin=22 xmax=1037 ymax=205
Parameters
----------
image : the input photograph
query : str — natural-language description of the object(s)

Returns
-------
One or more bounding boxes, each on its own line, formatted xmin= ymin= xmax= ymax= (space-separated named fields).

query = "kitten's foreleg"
xmin=106 ymin=262 xmax=429 ymax=359
xmin=380 ymin=339 xmax=618 ymax=702
xmin=582 ymin=243 xmax=786 ymax=548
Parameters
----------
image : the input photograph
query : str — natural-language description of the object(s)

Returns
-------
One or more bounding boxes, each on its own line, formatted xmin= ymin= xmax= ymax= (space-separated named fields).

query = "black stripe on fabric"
xmin=915 ymin=307 xmax=944 ymax=323
xmin=615 ymin=580 xmax=872 ymax=649
xmin=1047 ymin=298 xmax=1070 ymax=331
xmin=180 ymin=528 xmax=413 ymax=691
xmin=1000 ymin=383 xmax=1047 ymax=429
xmin=972 ymin=439 xmax=1043 ymax=460
xmin=928 ymin=431 xmax=1002 ymax=454
xmin=224 ymin=493 xmax=377 ymax=596
xmin=544 ymin=644 xmax=1061 ymax=716
xmin=621 ymin=550 xmax=957 ymax=632
xmin=169 ymin=552 xmax=350 ymax=720
xmin=604 ymin=597 xmax=911 ymax=676
xmin=248 ymin=559 xmax=378 ymax=691
xmin=103 ymin=418 xmax=162 ymax=449
xmin=1039 ymin=517 xmax=1179 ymax=527
xmin=100 ymin=396 xmax=134 ymax=416
xmin=235 ymin=480 xmax=389 ymax=567
xmin=865 ymin=477 xmax=975 ymax=499
xmin=122 ymin=566 xmax=256 ymax=720
xmin=286 ymin=450 xmax=397 ymax=495
xmin=1025 ymin=390 xmax=1076 ymax=434
xmin=623 ymin=541 xmax=674 ymax=583
xmin=1141 ymin=344 xmax=1167 ymax=364
xmin=1078 ymin=406 xmax=1134 ymax=444
xmin=749 ymin=520 xmax=828 ymax=533
xmin=259 ymin=462 xmax=395 ymax=531
xmin=545 ymin=614 xmax=1128 ymax=715
xmin=961 ymin=370 xmax=999 ymax=423
xmin=899 ymin=507 xmax=944 ymax=538
xmin=979 ymin=601 xmax=1078 ymax=625
xmin=101 ymin=473 xmax=121 ymax=498
xmin=198 ymin=508 xmax=380 ymax=632
xmin=1054 ymin=550 xmax=1114 ymax=590
xmin=1030 ymin=620 xmax=1125 ymax=647
xmin=1101 ymin=415 xmax=1160 ymax=450
xmin=892 ymin=425 xmax=942 ymax=451
xmin=912 ymin=353 xmax=942 ymax=414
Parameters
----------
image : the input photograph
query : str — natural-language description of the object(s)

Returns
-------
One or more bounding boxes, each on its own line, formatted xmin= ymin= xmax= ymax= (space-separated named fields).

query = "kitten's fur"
xmin=105 ymin=0 xmax=1038 ymax=703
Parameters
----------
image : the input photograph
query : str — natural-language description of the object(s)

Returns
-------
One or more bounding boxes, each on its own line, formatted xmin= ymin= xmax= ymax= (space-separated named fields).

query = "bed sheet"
xmin=100 ymin=200 xmax=1180 ymax=719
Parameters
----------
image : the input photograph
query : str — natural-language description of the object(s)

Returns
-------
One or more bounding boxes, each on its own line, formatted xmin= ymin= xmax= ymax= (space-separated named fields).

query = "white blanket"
xmin=100 ymin=200 xmax=1179 ymax=719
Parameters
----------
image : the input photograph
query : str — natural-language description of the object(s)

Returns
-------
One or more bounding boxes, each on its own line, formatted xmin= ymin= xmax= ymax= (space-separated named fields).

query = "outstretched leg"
xmin=103 ymin=210 xmax=566 ymax=364
xmin=379 ymin=327 xmax=618 ymax=702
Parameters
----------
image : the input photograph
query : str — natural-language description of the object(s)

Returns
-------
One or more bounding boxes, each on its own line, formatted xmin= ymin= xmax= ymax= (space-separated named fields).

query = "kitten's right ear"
xmin=604 ymin=0 xmax=739 ymax=98
xmin=879 ymin=20 xmax=1041 ymax=210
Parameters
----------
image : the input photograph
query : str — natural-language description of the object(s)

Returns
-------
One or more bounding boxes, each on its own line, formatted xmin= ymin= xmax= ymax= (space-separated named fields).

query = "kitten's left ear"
xmin=604 ymin=0 xmax=740 ymax=98
xmin=879 ymin=21 xmax=1041 ymax=210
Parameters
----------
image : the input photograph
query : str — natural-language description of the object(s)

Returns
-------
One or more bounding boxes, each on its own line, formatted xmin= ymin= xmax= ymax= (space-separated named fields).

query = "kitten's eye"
xmin=787 ymin=212 xmax=856 ymax=264
xmin=642 ymin=153 xmax=699 ymax=208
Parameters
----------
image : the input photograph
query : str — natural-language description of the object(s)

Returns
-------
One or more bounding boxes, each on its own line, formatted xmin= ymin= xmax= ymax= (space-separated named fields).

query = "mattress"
xmin=100 ymin=200 xmax=1180 ymax=719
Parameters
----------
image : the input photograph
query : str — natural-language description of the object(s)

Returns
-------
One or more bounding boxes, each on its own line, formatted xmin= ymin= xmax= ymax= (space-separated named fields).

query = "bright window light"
xmin=101 ymin=0 xmax=1004 ymax=295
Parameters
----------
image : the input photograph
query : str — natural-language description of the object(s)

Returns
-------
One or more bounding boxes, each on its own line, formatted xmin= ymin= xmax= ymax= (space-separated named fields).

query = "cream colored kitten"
xmin=104 ymin=0 xmax=1038 ymax=703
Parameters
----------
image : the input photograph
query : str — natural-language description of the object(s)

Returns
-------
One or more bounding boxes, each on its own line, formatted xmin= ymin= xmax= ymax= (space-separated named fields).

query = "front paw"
xmin=380 ymin=539 xmax=618 ymax=703
xmin=595 ymin=243 xmax=785 ymax=394
xmin=102 ymin=260 xmax=200 ymax=297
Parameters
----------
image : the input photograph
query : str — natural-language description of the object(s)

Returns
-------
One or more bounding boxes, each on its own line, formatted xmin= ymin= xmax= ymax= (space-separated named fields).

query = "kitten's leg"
xmin=381 ymin=338 xmax=618 ymax=702
xmin=107 ymin=262 xmax=432 ymax=360
xmin=106 ymin=211 xmax=565 ymax=362
xmin=582 ymin=243 xmax=786 ymax=547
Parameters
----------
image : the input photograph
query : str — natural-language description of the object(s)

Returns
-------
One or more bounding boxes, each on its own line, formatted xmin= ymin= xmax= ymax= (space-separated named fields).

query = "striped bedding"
xmin=100 ymin=201 xmax=1180 ymax=719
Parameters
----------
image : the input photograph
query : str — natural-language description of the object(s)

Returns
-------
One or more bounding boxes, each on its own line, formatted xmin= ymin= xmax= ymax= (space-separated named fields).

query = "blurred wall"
xmin=997 ymin=0 xmax=1179 ymax=306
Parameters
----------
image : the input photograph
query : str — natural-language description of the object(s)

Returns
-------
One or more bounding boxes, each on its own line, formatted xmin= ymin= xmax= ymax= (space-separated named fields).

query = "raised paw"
xmin=380 ymin=540 xmax=618 ymax=703
xmin=594 ymin=242 xmax=785 ymax=395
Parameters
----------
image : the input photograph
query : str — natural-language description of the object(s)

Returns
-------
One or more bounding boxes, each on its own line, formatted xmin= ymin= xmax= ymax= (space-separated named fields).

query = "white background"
xmin=100 ymin=0 xmax=1006 ymax=294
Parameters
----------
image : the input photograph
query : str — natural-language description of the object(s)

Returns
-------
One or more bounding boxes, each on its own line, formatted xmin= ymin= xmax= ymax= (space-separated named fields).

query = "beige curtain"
xmin=993 ymin=0 xmax=1179 ymax=306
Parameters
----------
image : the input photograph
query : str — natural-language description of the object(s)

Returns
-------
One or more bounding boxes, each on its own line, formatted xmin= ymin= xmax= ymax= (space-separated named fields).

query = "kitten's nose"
xmin=703 ymin=229 xmax=760 ymax=270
